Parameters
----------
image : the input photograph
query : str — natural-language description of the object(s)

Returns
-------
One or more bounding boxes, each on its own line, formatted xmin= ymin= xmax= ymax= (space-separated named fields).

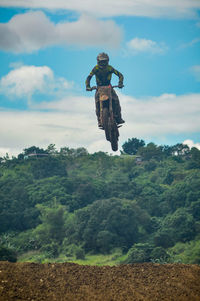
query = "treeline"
xmin=0 ymin=139 xmax=200 ymax=264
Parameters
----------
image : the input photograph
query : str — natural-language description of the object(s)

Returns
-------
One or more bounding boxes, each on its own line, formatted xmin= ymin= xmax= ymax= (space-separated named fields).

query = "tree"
xmin=0 ymin=170 xmax=36 ymax=233
xmin=23 ymin=146 xmax=47 ymax=156
xmin=30 ymin=156 xmax=67 ymax=179
xmin=27 ymin=176 xmax=71 ymax=207
xmin=161 ymin=182 xmax=188 ymax=212
xmin=59 ymin=147 xmax=88 ymax=158
xmin=34 ymin=204 xmax=67 ymax=247
xmin=190 ymin=200 xmax=200 ymax=220
xmin=161 ymin=145 xmax=174 ymax=157
xmin=138 ymin=143 xmax=163 ymax=161
xmin=157 ymin=208 xmax=196 ymax=245
xmin=172 ymin=143 xmax=190 ymax=157
xmin=136 ymin=183 xmax=163 ymax=216
xmin=154 ymin=230 xmax=175 ymax=248
xmin=96 ymin=231 xmax=117 ymax=253
xmin=0 ymin=142 xmax=200 ymax=263
xmin=46 ymin=144 xmax=58 ymax=155
xmin=69 ymin=198 xmax=142 ymax=253
xmin=187 ymin=147 xmax=200 ymax=169
xmin=121 ymin=138 xmax=145 ymax=155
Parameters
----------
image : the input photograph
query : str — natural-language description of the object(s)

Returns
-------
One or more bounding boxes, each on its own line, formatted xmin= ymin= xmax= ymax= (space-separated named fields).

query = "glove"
xmin=86 ymin=87 xmax=92 ymax=91
xmin=118 ymin=83 xmax=124 ymax=89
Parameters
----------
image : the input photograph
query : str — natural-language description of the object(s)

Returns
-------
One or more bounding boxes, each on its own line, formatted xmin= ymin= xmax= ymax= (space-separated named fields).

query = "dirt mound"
xmin=0 ymin=262 xmax=200 ymax=301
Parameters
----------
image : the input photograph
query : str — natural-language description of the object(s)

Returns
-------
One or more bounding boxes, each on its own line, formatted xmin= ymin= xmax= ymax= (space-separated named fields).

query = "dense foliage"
xmin=0 ymin=140 xmax=200 ymax=264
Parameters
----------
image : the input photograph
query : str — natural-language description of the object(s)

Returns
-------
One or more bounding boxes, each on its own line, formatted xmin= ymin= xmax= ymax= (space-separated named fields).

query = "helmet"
xmin=97 ymin=52 xmax=109 ymax=67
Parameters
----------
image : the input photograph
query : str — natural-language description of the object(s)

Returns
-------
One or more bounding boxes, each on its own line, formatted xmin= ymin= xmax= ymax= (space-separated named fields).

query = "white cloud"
xmin=126 ymin=38 xmax=168 ymax=54
xmin=120 ymin=93 xmax=200 ymax=141
xmin=183 ymin=139 xmax=200 ymax=150
xmin=0 ymin=0 xmax=200 ymax=19
xmin=0 ymin=147 xmax=12 ymax=158
xmin=0 ymin=107 xmax=112 ymax=157
xmin=0 ymin=92 xmax=200 ymax=156
xmin=0 ymin=65 xmax=73 ymax=100
xmin=0 ymin=11 xmax=122 ymax=53
xmin=180 ymin=38 xmax=200 ymax=49
xmin=190 ymin=65 xmax=200 ymax=81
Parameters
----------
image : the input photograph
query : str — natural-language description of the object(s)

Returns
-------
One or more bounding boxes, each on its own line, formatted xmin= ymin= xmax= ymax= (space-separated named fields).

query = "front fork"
xmin=99 ymin=88 xmax=113 ymax=125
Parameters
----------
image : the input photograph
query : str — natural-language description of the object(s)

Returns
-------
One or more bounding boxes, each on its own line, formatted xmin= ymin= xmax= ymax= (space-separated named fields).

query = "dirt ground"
xmin=0 ymin=262 xmax=200 ymax=301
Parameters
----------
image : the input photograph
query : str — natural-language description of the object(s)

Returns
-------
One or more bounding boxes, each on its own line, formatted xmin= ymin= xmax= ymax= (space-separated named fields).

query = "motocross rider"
xmin=85 ymin=53 xmax=125 ymax=127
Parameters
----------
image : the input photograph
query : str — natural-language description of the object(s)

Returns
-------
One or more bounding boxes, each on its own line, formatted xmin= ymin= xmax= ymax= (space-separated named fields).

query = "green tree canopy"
xmin=122 ymin=138 xmax=145 ymax=155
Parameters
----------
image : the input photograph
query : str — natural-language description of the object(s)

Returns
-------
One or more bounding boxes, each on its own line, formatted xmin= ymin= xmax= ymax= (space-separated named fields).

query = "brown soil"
xmin=0 ymin=262 xmax=200 ymax=301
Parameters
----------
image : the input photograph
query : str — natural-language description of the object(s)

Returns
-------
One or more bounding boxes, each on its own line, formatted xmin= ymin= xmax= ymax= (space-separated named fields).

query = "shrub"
xmin=169 ymin=240 xmax=200 ymax=264
xmin=125 ymin=243 xmax=153 ymax=263
xmin=150 ymin=247 xmax=170 ymax=262
xmin=40 ymin=242 xmax=59 ymax=258
xmin=75 ymin=246 xmax=85 ymax=260
xmin=0 ymin=245 xmax=17 ymax=262
xmin=61 ymin=242 xmax=85 ymax=259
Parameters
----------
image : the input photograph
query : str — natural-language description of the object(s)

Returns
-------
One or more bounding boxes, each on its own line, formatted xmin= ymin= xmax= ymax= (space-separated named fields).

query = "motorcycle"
xmin=90 ymin=85 xmax=122 ymax=151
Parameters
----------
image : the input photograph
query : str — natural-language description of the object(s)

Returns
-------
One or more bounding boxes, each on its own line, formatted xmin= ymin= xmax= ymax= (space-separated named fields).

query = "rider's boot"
xmin=116 ymin=115 xmax=125 ymax=125
xmin=114 ymin=106 xmax=125 ymax=125
xmin=117 ymin=118 xmax=125 ymax=124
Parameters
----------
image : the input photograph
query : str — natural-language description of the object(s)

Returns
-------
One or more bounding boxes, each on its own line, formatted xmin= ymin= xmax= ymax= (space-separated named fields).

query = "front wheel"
xmin=110 ymin=121 xmax=119 ymax=151
xmin=102 ymin=107 xmax=110 ymax=141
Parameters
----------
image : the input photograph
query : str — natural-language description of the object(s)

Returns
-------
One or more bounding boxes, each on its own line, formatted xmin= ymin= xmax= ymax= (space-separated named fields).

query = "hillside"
xmin=0 ymin=138 xmax=200 ymax=264
xmin=0 ymin=262 xmax=200 ymax=301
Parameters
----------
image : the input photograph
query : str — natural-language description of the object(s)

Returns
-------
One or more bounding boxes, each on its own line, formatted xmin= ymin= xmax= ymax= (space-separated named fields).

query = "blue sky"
xmin=0 ymin=0 xmax=200 ymax=156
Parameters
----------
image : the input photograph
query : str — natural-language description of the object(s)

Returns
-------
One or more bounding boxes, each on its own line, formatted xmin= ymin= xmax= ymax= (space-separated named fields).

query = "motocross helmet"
xmin=97 ymin=52 xmax=109 ymax=67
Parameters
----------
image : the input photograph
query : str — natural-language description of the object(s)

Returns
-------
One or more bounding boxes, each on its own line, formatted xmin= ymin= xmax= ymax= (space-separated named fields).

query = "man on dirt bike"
xmin=85 ymin=52 xmax=125 ymax=128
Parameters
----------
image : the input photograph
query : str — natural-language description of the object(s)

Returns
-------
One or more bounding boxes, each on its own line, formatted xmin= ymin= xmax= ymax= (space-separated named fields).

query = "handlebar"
xmin=89 ymin=85 xmax=124 ymax=91
xmin=112 ymin=85 xmax=122 ymax=88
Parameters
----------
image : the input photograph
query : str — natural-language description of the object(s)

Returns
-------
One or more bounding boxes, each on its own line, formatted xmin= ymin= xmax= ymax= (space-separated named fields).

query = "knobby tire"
xmin=110 ymin=121 xmax=119 ymax=151
xmin=102 ymin=107 xmax=110 ymax=141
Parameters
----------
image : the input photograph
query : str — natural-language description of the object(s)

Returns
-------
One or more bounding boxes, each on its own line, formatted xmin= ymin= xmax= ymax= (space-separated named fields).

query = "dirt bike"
xmin=90 ymin=85 xmax=122 ymax=152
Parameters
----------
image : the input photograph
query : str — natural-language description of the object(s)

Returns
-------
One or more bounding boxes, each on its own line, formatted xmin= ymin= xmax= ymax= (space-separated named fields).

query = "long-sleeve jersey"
xmin=85 ymin=65 xmax=124 ymax=88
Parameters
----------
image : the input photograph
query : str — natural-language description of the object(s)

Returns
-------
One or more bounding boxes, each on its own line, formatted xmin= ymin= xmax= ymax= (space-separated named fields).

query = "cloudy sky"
xmin=0 ymin=0 xmax=200 ymax=156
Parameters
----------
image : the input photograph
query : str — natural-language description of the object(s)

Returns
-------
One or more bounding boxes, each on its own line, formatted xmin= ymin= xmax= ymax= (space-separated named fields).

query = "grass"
xmin=73 ymin=253 xmax=126 ymax=266
xmin=18 ymin=249 xmax=126 ymax=266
